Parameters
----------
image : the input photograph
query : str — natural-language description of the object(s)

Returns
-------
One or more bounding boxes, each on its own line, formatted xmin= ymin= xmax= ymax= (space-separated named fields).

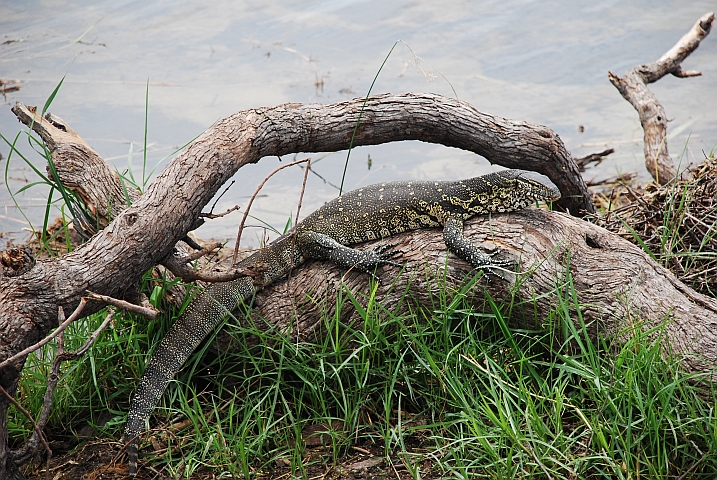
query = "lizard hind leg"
xmin=297 ymin=231 xmax=403 ymax=273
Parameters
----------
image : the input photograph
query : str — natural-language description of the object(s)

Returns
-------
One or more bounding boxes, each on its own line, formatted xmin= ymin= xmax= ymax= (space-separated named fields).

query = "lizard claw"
xmin=466 ymin=249 xmax=514 ymax=280
xmin=351 ymin=243 xmax=404 ymax=272
xmin=372 ymin=242 xmax=404 ymax=268
xmin=479 ymin=258 xmax=514 ymax=280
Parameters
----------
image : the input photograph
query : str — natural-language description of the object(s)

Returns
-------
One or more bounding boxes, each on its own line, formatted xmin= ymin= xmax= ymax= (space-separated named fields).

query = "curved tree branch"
xmin=2 ymin=93 xmax=594 ymax=370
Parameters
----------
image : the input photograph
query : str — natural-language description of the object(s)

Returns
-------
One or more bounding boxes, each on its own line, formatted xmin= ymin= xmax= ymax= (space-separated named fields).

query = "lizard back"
xmin=297 ymin=170 xmax=560 ymax=244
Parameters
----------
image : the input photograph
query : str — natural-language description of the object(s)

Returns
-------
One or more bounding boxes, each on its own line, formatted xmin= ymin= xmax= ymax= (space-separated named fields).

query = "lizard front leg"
xmin=442 ymin=215 xmax=511 ymax=273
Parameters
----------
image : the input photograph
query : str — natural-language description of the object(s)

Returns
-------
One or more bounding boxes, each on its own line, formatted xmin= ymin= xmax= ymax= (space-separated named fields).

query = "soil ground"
xmin=25 ymin=438 xmax=442 ymax=480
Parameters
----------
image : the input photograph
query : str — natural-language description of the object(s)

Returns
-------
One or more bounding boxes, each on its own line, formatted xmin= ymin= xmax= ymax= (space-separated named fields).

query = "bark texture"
xmin=11 ymin=104 xmax=141 ymax=229
xmin=608 ymin=12 xmax=715 ymax=184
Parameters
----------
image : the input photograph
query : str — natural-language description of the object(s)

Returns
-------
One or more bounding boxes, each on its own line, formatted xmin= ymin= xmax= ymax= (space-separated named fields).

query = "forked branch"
xmin=608 ymin=12 xmax=715 ymax=184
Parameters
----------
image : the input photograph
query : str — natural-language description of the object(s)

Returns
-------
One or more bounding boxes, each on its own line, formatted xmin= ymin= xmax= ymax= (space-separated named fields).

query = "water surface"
xmin=1 ymin=0 xmax=715 ymax=246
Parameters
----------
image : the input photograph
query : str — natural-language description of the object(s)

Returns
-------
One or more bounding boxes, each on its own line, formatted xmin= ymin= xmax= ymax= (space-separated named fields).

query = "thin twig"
xmin=207 ymin=179 xmax=235 ymax=215
xmin=86 ymin=291 xmax=158 ymax=320
xmin=0 ymin=382 xmax=52 ymax=460
xmin=574 ymin=148 xmax=614 ymax=172
xmin=677 ymin=451 xmax=708 ymax=480
xmin=59 ymin=307 xmax=115 ymax=360
xmin=183 ymin=242 xmax=223 ymax=262
xmin=294 ymin=157 xmax=311 ymax=229
xmin=161 ymin=247 xmax=260 ymax=283
xmin=0 ymin=298 xmax=88 ymax=371
xmin=524 ymin=441 xmax=554 ymax=480
xmin=232 ymin=157 xmax=311 ymax=264
xmin=201 ymin=204 xmax=240 ymax=220
xmin=304 ymin=163 xmax=340 ymax=190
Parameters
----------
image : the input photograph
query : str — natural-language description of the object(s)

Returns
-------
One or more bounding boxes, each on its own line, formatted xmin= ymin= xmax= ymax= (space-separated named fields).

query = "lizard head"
xmin=508 ymin=169 xmax=561 ymax=203
xmin=471 ymin=169 xmax=562 ymax=213
xmin=463 ymin=169 xmax=562 ymax=214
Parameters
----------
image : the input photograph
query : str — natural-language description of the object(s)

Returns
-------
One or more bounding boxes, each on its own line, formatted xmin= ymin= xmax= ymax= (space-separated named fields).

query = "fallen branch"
xmin=85 ymin=292 xmax=158 ymax=320
xmin=574 ymin=148 xmax=614 ymax=172
xmin=608 ymin=12 xmax=715 ymax=184
xmin=238 ymin=207 xmax=717 ymax=379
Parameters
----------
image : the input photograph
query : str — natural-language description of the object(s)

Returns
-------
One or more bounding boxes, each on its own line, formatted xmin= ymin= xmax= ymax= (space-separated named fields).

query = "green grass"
xmin=9 ymin=265 xmax=717 ymax=479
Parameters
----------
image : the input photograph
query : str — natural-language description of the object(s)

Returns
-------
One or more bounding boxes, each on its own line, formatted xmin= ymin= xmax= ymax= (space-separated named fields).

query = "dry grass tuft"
xmin=593 ymin=155 xmax=717 ymax=297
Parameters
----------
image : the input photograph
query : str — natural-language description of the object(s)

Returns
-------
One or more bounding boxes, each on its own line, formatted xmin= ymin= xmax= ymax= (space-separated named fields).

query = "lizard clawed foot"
xmin=353 ymin=243 xmax=404 ymax=272
xmin=372 ymin=242 xmax=404 ymax=268
xmin=478 ymin=259 xmax=515 ymax=280
xmin=469 ymin=251 xmax=515 ymax=280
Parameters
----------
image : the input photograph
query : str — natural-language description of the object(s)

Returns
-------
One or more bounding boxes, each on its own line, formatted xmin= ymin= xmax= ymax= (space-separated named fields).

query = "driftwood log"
xmin=1 ymin=92 xmax=716 ymax=479
xmin=608 ymin=12 xmax=715 ymax=184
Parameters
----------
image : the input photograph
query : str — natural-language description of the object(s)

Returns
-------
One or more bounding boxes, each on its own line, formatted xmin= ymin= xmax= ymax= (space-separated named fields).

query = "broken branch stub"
xmin=10 ymin=103 xmax=141 ymax=231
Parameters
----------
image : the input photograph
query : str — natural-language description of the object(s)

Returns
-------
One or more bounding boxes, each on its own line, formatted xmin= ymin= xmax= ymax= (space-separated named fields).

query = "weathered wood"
xmin=0 ymin=92 xmax=594 ymax=479
xmin=608 ymin=12 xmax=715 ymax=184
xmin=11 ymin=104 xmax=141 ymax=229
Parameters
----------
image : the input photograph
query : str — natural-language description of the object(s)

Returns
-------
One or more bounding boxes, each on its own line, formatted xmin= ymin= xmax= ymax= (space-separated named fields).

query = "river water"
xmin=1 ymin=0 xmax=715 ymax=247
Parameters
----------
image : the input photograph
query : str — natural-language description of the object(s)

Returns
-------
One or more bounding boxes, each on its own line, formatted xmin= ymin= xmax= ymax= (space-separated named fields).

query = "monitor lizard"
xmin=122 ymin=169 xmax=561 ymax=474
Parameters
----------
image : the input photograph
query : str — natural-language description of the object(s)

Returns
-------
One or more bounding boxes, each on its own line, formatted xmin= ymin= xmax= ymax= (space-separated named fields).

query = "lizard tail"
xmin=122 ymin=276 xmax=255 ymax=475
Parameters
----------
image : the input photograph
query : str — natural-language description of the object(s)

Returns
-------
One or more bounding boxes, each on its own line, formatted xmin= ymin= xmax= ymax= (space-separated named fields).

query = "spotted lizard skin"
xmin=122 ymin=169 xmax=561 ymax=474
